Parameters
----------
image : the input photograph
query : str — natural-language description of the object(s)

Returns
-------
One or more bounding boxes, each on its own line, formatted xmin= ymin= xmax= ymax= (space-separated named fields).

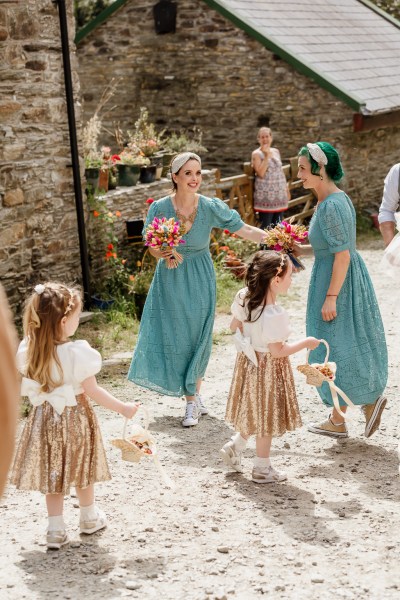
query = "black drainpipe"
xmin=52 ymin=0 xmax=91 ymax=307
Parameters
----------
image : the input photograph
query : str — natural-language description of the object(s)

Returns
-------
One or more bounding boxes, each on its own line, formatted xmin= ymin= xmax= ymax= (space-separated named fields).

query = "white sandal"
xmin=80 ymin=508 xmax=108 ymax=535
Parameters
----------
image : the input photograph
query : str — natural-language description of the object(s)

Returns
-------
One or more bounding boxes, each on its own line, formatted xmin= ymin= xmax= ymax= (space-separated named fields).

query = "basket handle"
xmin=122 ymin=405 xmax=150 ymax=440
xmin=306 ymin=338 xmax=329 ymax=365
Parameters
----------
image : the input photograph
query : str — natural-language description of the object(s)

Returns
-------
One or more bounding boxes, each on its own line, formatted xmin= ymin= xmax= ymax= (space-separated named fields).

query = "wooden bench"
xmin=215 ymin=158 xmax=315 ymax=225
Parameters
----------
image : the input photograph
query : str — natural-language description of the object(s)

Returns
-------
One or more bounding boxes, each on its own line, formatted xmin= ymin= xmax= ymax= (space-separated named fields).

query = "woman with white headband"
xmin=296 ymin=142 xmax=387 ymax=439
xmin=128 ymin=152 xmax=268 ymax=427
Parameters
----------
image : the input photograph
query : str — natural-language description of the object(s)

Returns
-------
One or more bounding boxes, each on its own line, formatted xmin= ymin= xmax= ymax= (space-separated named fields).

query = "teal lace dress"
xmin=306 ymin=192 xmax=387 ymax=407
xmin=128 ymin=195 xmax=244 ymax=397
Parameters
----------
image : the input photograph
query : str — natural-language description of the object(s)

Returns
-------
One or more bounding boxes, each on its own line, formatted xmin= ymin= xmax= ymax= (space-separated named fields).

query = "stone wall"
xmin=76 ymin=0 xmax=400 ymax=211
xmin=0 ymin=0 xmax=82 ymax=312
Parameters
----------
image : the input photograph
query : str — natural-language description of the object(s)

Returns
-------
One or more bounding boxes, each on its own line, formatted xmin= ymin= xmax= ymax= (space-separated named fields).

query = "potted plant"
xmin=116 ymin=148 xmax=141 ymax=187
xmin=162 ymin=128 xmax=208 ymax=176
xmin=136 ymin=156 xmax=156 ymax=184
xmin=86 ymin=194 xmax=131 ymax=308
xmin=84 ymin=153 xmax=103 ymax=192
xmin=130 ymin=268 xmax=155 ymax=320
xmin=128 ymin=107 xmax=164 ymax=183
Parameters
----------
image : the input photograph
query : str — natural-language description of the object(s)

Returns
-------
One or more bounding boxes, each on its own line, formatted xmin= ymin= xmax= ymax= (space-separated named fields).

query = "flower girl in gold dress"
xmin=221 ymin=251 xmax=320 ymax=483
xmin=11 ymin=283 xmax=139 ymax=549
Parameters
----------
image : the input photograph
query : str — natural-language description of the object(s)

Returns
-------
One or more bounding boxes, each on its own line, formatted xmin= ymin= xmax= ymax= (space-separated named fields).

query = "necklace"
xmin=174 ymin=201 xmax=198 ymax=225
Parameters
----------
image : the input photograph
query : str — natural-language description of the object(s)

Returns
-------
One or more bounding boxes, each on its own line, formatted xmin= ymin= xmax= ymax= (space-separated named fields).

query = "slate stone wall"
xmin=77 ymin=0 xmax=400 ymax=211
xmin=0 ymin=0 xmax=83 ymax=311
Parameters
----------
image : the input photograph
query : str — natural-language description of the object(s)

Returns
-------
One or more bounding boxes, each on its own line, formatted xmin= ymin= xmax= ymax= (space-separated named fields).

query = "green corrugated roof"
xmin=203 ymin=0 xmax=400 ymax=114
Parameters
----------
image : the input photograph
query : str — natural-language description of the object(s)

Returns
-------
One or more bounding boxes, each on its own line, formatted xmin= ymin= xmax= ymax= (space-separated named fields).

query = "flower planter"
xmin=98 ymin=168 xmax=109 ymax=193
xmin=224 ymin=257 xmax=247 ymax=279
xmin=139 ymin=164 xmax=157 ymax=184
xmin=155 ymin=165 xmax=163 ymax=180
xmin=91 ymin=294 xmax=115 ymax=310
xmin=117 ymin=164 xmax=140 ymax=187
xmin=85 ymin=168 xmax=100 ymax=193
xmin=161 ymin=152 xmax=175 ymax=177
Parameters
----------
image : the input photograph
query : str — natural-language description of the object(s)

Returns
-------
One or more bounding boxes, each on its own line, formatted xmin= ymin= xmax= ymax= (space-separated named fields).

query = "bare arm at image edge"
xmin=0 ymin=286 xmax=19 ymax=497
xmin=378 ymin=164 xmax=400 ymax=247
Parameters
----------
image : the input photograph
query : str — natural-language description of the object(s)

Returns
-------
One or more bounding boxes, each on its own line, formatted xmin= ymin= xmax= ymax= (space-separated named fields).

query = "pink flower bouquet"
xmin=262 ymin=220 xmax=308 ymax=270
xmin=145 ymin=217 xmax=186 ymax=269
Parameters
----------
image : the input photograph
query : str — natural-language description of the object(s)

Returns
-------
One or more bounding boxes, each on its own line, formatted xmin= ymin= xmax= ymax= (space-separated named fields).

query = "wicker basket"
xmin=297 ymin=339 xmax=336 ymax=387
xmin=111 ymin=407 xmax=155 ymax=463
xmin=297 ymin=339 xmax=355 ymax=419
xmin=111 ymin=409 xmax=175 ymax=488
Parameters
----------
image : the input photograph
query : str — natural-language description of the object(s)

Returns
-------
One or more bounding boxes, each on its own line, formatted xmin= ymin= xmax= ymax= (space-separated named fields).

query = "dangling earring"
xmin=320 ymin=175 xmax=323 ymax=180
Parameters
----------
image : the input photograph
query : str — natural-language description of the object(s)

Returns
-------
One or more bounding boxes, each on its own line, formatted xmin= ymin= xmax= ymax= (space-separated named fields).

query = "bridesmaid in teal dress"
xmin=128 ymin=152 xmax=267 ymax=427
xmin=297 ymin=142 xmax=388 ymax=439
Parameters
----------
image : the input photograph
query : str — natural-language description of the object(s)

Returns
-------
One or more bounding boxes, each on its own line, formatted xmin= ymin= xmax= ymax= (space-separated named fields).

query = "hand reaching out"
xmin=122 ymin=402 xmax=141 ymax=419
xmin=305 ymin=337 xmax=321 ymax=350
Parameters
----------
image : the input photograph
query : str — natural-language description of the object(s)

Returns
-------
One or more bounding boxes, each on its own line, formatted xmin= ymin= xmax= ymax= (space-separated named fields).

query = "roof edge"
xmin=356 ymin=0 xmax=400 ymax=29
xmin=202 ymin=0 xmax=366 ymax=113
xmin=75 ymin=0 xmax=129 ymax=44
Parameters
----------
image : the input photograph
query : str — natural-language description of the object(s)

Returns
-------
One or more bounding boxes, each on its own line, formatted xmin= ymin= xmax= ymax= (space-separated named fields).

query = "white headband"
xmin=171 ymin=152 xmax=201 ymax=174
xmin=34 ymin=284 xmax=45 ymax=295
xmin=307 ymin=143 xmax=327 ymax=166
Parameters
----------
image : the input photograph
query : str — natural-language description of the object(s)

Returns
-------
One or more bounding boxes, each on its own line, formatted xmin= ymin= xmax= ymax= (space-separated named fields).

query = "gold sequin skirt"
xmin=225 ymin=352 xmax=302 ymax=437
xmin=11 ymin=394 xmax=111 ymax=495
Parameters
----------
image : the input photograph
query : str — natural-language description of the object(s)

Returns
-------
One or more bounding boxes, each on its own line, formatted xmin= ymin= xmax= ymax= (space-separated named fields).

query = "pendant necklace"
xmin=174 ymin=200 xmax=198 ymax=226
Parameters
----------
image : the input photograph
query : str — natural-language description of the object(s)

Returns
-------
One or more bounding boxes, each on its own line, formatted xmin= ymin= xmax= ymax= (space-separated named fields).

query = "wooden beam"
xmin=353 ymin=110 xmax=400 ymax=132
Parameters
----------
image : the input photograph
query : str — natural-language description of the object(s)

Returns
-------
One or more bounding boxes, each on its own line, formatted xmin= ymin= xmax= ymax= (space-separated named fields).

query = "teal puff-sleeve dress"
xmin=127 ymin=195 xmax=244 ymax=397
xmin=306 ymin=192 xmax=387 ymax=407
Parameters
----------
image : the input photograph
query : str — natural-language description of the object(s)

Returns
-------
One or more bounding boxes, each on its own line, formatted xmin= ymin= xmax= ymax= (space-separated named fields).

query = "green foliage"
xmin=215 ymin=263 xmax=243 ymax=314
xmin=74 ymin=0 xmax=114 ymax=28
xmin=371 ymin=0 xmax=400 ymax=20
xmin=164 ymin=129 xmax=208 ymax=155
xmin=131 ymin=269 xmax=155 ymax=295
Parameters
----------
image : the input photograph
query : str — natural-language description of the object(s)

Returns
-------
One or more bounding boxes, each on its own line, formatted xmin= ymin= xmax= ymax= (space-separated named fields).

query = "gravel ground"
xmin=1 ymin=241 xmax=399 ymax=600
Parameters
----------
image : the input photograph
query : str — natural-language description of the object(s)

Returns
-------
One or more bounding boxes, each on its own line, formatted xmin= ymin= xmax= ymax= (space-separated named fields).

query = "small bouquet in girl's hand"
xmin=261 ymin=220 xmax=308 ymax=270
xmin=145 ymin=216 xmax=186 ymax=269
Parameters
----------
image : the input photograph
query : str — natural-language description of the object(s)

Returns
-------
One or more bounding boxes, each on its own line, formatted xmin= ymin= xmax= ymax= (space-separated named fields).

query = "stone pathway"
xmin=1 ymin=242 xmax=399 ymax=600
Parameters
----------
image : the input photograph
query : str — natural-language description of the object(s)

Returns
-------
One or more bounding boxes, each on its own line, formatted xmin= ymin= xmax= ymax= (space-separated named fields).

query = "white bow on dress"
xmin=21 ymin=377 xmax=77 ymax=415
xmin=233 ymin=330 xmax=258 ymax=367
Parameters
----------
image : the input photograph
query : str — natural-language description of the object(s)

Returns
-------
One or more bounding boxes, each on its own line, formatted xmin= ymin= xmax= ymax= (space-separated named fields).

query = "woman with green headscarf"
xmin=296 ymin=142 xmax=388 ymax=439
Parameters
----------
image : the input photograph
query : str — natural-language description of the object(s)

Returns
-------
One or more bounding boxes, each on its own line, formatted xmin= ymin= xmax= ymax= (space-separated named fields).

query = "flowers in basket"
xmin=297 ymin=339 xmax=355 ymax=419
xmin=111 ymin=408 xmax=175 ymax=488
xmin=144 ymin=216 xmax=186 ymax=269
xmin=261 ymin=220 xmax=308 ymax=270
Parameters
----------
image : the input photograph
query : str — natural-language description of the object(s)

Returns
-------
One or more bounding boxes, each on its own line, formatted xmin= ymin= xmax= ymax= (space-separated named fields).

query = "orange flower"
xmin=121 ymin=259 xmax=127 ymax=265
xmin=129 ymin=275 xmax=135 ymax=281
xmin=136 ymin=260 xmax=142 ymax=267
xmin=93 ymin=210 xmax=100 ymax=217
xmin=115 ymin=210 xmax=121 ymax=217
xmin=107 ymin=243 xmax=114 ymax=250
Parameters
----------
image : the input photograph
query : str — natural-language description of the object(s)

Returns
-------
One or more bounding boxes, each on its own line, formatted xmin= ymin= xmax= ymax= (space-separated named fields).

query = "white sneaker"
xmin=220 ymin=438 xmax=243 ymax=473
xmin=80 ymin=508 xmax=107 ymax=535
xmin=182 ymin=401 xmax=200 ymax=427
xmin=252 ymin=465 xmax=287 ymax=484
xmin=195 ymin=392 xmax=209 ymax=415
xmin=46 ymin=529 xmax=69 ymax=550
